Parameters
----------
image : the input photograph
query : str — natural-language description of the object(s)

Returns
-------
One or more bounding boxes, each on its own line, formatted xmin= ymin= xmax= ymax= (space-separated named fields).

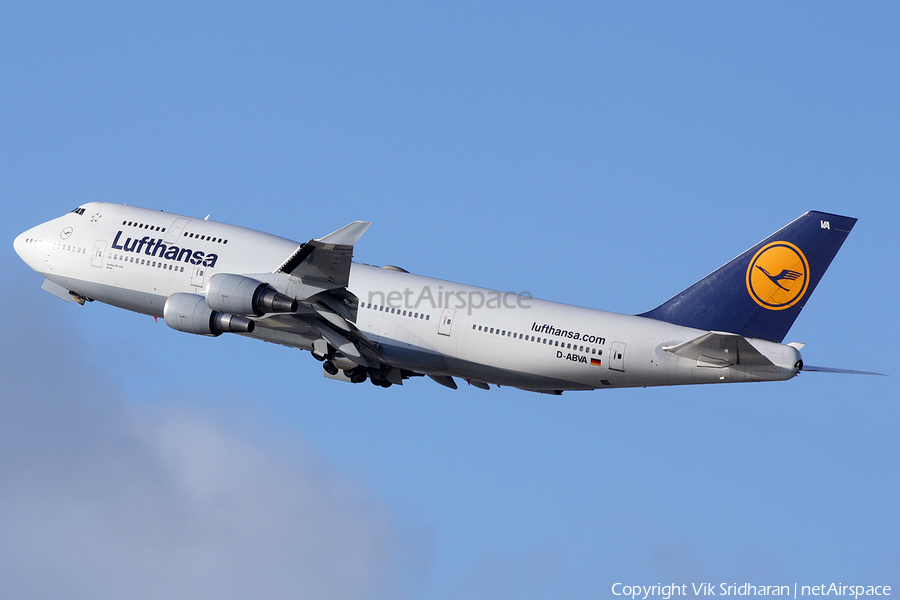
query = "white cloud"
xmin=0 ymin=283 xmax=400 ymax=600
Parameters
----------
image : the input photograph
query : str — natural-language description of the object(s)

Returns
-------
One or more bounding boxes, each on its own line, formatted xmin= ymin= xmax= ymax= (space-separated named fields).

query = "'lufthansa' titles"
xmin=111 ymin=231 xmax=218 ymax=267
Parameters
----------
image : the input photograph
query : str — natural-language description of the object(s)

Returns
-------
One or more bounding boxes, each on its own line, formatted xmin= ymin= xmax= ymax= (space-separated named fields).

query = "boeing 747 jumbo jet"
xmin=13 ymin=205 xmax=873 ymax=393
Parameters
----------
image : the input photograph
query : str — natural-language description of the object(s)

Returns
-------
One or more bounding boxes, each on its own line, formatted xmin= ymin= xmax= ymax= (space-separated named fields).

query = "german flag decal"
xmin=590 ymin=358 xmax=601 ymax=366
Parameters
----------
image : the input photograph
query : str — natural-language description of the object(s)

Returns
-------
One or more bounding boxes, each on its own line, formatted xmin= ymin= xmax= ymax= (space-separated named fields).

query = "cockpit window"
xmin=70 ymin=207 xmax=86 ymax=215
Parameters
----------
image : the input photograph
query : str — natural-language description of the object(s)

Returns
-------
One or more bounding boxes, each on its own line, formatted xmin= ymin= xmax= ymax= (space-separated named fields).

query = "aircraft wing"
xmin=662 ymin=331 xmax=774 ymax=367
xmin=276 ymin=220 xmax=371 ymax=288
xmin=263 ymin=220 xmax=392 ymax=373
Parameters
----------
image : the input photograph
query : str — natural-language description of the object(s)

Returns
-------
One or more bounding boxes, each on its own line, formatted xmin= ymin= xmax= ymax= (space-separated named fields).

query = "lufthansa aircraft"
xmin=13 ymin=205 xmax=872 ymax=393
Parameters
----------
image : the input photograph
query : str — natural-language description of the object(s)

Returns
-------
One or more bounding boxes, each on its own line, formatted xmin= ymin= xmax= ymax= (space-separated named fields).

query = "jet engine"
xmin=205 ymin=273 xmax=298 ymax=316
xmin=164 ymin=292 xmax=255 ymax=336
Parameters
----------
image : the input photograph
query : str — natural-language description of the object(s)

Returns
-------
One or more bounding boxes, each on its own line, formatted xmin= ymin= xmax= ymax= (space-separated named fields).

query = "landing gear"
xmin=369 ymin=378 xmax=392 ymax=388
xmin=323 ymin=360 xmax=338 ymax=375
xmin=343 ymin=365 xmax=368 ymax=384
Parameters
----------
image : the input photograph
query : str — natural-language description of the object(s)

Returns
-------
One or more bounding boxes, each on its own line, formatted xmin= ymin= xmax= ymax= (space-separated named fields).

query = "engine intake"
xmin=205 ymin=274 xmax=298 ymax=316
xmin=164 ymin=293 xmax=255 ymax=336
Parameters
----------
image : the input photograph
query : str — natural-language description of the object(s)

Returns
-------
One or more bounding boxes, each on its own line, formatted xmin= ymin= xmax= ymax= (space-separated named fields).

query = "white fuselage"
xmin=14 ymin=203 xmax=801 ymax=392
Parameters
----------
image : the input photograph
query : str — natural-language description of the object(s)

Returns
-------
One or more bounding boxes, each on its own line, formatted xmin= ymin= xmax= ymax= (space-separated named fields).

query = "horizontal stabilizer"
xmin=663 ymin=331 xmax=774 ymax=367
xmin=802 ymin=365 xmax=886 ymax=376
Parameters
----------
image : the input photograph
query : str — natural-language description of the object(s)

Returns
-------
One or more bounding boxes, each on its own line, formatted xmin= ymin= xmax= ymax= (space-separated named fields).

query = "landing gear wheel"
xmin=344 ymin=365 xmax=368 ymax=384
xmin=323 ymin=360 xmax=338 ymax=375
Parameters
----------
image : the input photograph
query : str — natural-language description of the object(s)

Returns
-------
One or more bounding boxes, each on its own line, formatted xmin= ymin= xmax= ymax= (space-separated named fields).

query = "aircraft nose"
xmin=13 ymin=230 xmax=28 ymax=259
xmin=13 ymin=226 xmax=40 ymax=267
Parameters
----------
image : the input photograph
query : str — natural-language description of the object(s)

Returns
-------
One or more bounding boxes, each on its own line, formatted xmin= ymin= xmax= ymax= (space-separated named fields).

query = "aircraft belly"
xmin=443 ymin=354 xmax=589 ymax=390
xmin=45 ymin=274 xmax=169 ymax=317
xmin=377 ymin=340 xmax=451 ymax=373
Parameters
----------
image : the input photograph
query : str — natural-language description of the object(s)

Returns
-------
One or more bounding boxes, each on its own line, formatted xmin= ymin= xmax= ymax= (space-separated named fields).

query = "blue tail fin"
xmin=638 ymin=211 xmax=857 ymax=343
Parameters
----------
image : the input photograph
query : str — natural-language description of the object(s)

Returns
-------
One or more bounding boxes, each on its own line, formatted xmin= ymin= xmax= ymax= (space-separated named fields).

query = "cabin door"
xmin=437 ymin=308 xmax=456 ymax=336
xmin=91 ymin=240 xmax=107 ymax=268
xmin=609 ymin=341 xmax=626 ymax=372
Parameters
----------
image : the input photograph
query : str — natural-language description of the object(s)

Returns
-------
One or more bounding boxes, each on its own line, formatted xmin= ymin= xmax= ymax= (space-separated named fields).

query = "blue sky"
xmin=1 ymin=3 xmax=897 ymax=598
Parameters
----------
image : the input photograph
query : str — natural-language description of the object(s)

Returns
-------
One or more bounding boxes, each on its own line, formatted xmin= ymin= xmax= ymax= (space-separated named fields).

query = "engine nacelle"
xmin=204 ymin=273 xmax=298 ymax=316
xmin=164 ymin=292 xmax=255 ymax=337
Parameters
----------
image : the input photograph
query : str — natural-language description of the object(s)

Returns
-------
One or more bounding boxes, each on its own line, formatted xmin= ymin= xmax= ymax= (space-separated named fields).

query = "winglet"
xmin=317 ymin=221 xmax=371 ymax=246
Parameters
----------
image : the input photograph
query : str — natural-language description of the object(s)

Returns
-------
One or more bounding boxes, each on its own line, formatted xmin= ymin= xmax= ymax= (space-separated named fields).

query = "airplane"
xmin=13 ymin=204 xmax=878 ymax=393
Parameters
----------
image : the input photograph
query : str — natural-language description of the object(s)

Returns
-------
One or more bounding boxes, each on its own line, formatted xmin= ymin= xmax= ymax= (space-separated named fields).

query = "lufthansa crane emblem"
xmin=746 ymin=241 xmax=809 ymax=310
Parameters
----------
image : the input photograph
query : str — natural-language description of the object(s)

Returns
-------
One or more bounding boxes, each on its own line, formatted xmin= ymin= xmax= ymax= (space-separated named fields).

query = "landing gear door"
xmin=609 ymin=341 xmax=626 ymax=372
xmin=438 ymin=308 xmax=456 ymax=336
xmin=91 ymin=240 xmax=107 ymax=268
